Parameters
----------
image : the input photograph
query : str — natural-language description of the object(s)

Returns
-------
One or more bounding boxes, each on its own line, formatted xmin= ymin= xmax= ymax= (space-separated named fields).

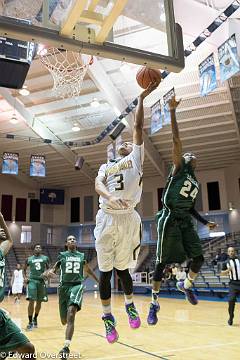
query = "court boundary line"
xmin=87 ymin=331 xmax=173 ymax=360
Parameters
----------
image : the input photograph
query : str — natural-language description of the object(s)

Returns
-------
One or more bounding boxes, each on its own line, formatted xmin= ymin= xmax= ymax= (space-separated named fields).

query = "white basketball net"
xmin=39 ymin=48 xmax=93 ymax=98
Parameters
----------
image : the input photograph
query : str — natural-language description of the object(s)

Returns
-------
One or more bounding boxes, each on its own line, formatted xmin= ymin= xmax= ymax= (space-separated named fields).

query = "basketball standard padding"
xmin=136 ymin=67 xmax=162 ymax=89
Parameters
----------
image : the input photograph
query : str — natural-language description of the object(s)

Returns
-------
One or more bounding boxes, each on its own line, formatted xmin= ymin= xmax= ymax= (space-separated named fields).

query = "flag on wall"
xmin=151 ymin=100 xmax=163 ymax=134
xmin=163 ymin=88 xmax=175 ymax=125
xmin=2 ymin=152 xmax=18 ymax=175
xmin=30 ymin=155 xmax=46 ymax=177
xmin=40 ymin=189 xmax=65 ymax=205
xmin=199 ymin=53 xmax=217 ymax=96
xmin=218 ymin=34 xmax=240 ymax=82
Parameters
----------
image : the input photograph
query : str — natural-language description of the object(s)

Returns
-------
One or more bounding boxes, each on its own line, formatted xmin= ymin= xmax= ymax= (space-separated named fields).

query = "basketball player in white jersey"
xmin=94 ymin=81 xmax=158 ymax=343
xmin=11 ymin=263 xmax=24 ymax=303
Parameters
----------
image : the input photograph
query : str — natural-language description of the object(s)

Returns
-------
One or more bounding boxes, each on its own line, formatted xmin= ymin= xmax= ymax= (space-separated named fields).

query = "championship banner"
xmin=30 ymin=155 xmax=46 ymax=177
xmin=107 ymin=143 xmax=115 ymax=161
xmin=2 ymin=152 xmax=18 ymax=175
xmin=199 ymin=53 xmax=217 ymax=96
xmin=151 ymin=100 xmax=163 ymax=134
xmin=218 ymin=34 xmax=240 ymax=82
xmin=163 ymin=88 xmax=175 ymax=125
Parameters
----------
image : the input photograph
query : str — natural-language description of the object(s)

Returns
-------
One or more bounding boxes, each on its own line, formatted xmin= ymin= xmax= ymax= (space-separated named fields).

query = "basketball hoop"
xmin=39 ymin=47 xmax=93 ymax=98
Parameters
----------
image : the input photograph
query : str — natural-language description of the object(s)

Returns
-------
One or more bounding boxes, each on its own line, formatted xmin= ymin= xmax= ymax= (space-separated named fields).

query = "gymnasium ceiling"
xmin=0 ymin=0 xmax=240 ymax=189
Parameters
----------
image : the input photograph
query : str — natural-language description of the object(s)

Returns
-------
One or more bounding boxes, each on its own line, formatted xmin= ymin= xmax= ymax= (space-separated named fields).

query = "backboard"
xmin=0 ymin=0 xmax=184 ymax=72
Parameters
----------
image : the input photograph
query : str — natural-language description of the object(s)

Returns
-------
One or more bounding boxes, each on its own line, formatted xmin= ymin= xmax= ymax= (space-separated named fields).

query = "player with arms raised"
xmin=94 ymin=82 xmax=158 ymax=343
xmin=147 ymin=96 xmax=217 ymax=325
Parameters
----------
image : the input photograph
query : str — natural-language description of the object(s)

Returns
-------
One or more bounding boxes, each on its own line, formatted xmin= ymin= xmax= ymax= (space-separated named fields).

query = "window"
xmin=84 ymin=196 xmax=94 ymax=222
xmin=47 ymin=227 xmax=53 ymax=245
xmin=207 ymin=181 xmax=221 ymax=210
xmin=20 ymin=225 xmax=32 ymax=243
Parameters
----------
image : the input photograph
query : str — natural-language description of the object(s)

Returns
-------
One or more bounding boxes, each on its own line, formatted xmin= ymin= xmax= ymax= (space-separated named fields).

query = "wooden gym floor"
xmin=2 ymin=293 xmax=239 ymax=360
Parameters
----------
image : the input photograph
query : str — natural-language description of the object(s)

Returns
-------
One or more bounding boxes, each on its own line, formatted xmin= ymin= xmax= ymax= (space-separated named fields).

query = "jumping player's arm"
xmin=168 ymin=96 xmax=182 ymax=174
xmin=133 ymin=82 xmax=159 ymax=145
xmin=95 ymin=164 xmax=128 ymax=209
xmin=190 ymin=208 xmax=217 ymax=230
xmin=0 ymin=212 xmax=13 ymax=256
xmin=84 ymin=263 xmax=99 ymax=283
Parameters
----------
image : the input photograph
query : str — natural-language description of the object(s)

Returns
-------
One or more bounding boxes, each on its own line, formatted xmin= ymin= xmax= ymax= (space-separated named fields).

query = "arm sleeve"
xmin=131 ymin=143 xmax=144 ymax=166
xmin=190 ymin=207 xmax=208 ymax=225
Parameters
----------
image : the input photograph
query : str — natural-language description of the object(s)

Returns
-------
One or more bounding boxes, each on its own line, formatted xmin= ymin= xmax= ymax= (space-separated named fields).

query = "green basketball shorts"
xmin=26 ymin=279 xmax=48 ymax=302
xmin=0 ymin=309 xmax=29 ymax=352
xmin=156 ymin=208 xmax=203 ymax=264
xmin=58 ymin=284 xmax=84 ymax=321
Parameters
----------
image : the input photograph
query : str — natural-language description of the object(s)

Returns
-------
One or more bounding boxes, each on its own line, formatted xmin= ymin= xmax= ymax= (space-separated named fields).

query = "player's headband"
xmin=183 ymin=153 xmax=196 ymax=164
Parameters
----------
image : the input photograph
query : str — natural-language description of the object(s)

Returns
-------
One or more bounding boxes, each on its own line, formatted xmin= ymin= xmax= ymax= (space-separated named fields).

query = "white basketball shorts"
xmin=94 ymin=209 xmax=142 ymax=272
xmin=12 ymin=283 xmax=23 ymax=294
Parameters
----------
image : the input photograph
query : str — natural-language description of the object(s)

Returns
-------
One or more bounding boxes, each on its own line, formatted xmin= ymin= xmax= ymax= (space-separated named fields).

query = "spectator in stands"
xmin=216 ymin=249 xmax=228 ymax=272
xmin=220 ymin=247 xmax=240 ymax=326
xmin=176 ymin=267 xmax=187 ymax=281
xmin=171 ymin=264 xmax=178 ymax=281
xmin=11 ymin=263 xmax=24 ymax=303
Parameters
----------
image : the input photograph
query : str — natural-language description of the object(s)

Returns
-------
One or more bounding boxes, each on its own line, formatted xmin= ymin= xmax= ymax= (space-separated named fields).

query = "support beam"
xmin=0 ymin=88 xmax=94 ymax=182
xmin=60 ymin=0 xmax=89 ymax=36
xmin=88 ymin=0 xmax=101 ymax=12
xmin=79 ymin=11 xmax=103 ymax=25
xmin=84 ymin=56 xmax=165 ymax=177
xmin=95 ymin=0 xmax=128 ymax=43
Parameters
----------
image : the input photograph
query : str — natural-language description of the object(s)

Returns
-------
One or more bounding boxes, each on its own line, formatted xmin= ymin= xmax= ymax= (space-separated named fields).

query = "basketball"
xmin=136 ymin=67 xmax=162 ymax=89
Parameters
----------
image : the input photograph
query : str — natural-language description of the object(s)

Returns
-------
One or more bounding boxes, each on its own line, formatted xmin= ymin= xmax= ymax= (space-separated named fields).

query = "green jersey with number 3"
xmin=27 ymin=255 xmax=49 ymax=280
xmin=0 ymin=249 xmax=6 ymax=302
xmin=58 ymin=251 xmax=85 ymax=285
xmin=163 ymin=159 xmax=199 ymax=211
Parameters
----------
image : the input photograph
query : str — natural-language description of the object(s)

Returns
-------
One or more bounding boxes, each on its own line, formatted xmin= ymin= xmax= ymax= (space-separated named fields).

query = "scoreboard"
xmin=0 ymin=37 xmax=35 ymax=64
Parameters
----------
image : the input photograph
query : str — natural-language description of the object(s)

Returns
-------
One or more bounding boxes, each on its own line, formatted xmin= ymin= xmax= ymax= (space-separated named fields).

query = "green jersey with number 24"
xmin=27 ymin=255 xmax=49 ymax=280
xmin=58 ymin=251 xmax=85 ymax=285
xmin=163 ymin=159 xmax=199 ymax=211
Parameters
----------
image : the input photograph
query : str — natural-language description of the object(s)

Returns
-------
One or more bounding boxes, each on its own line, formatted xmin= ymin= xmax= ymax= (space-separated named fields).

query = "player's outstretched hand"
xmin=139 ymin=81 xmax=159 ymax=100
xmin=108 ymin=195 xmax=129 ymax=210
xmin=207 ymin=221 xmax=217 ymax=230
xmin=168 ymin=96 xmax=181 ymax=111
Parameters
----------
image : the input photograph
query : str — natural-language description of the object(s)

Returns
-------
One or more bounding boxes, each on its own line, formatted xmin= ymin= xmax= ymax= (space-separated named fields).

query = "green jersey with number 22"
xmin=163 ymin=159 xmax=199 ymax=211
xmin=58 ymin=251 xmax=85 ymax=285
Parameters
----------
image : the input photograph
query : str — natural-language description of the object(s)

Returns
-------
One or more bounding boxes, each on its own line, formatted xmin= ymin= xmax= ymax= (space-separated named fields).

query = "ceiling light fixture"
xmin=10 ymin=114 xmax=19 ymax=124
xmin=91 ymin=98 xmax=100 ymax=108
xmin=72 ymin=123 xmax=80 ymax=132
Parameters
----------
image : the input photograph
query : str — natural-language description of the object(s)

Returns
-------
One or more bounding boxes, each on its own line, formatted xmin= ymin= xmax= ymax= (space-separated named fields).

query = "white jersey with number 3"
xmin=98 ymin=143 xmax=144 ymax=212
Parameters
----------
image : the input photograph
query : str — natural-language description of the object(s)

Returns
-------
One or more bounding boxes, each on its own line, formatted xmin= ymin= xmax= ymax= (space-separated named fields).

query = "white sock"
xmin=64 ymin=340 xmax=71 ymax=348
xmin=124 ymin=295 xmax=133 ymax=305
xmin=184 ymin=274 xmax=194 ymax=289
xmin=152 ymin=290 xmax=159 ymax=304
xmin=102 ymin=304 xmax=111 ymax=315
